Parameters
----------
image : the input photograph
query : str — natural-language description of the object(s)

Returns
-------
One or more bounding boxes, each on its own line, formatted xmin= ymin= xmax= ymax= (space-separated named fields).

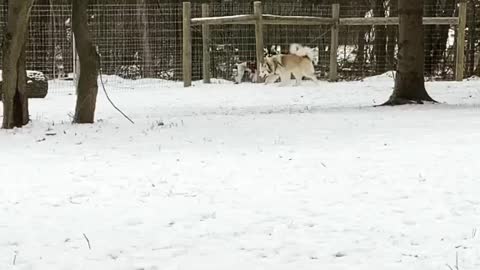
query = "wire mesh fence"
xmin=193 ymin=1 xmax=461 ymax=83
xmin=465 ymin=0 xmax=480 ymax=78
xmin=0 ymin=2 xmax=185 ymax=93
xmin=0 ymin=1 xmax=471 ymax=94
xmin=261 ymin=3 xmax=332 ymax=80
xmin=191 ymin=2 xmax=333 ymax=82
xmin=338 ymin=2 xmax=458 ymax=80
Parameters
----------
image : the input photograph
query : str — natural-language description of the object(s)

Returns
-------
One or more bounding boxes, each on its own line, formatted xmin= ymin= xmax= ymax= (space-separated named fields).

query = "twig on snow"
xmin=446 ymin=251 xmax=460 ymax=270
xmin=83 ymin=233 xmax=92 ymax=250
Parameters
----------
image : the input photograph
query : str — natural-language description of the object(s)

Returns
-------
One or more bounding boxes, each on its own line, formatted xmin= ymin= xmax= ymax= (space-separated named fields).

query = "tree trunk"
xmin=72 ymin=0 xmax=98 ymax=123
xmin=467 ymin=0 xmax=476 ymax=76
xmin=2 ymin=0 xmax=34 ymax=129
xmin=436 ymin=0 xmax=456 ymax=77
xmin=386 ymin=0 xmax=398 ymax=70
xmin=356 ymin=27 xmax=367 ymax=73
xmin=374 ymin=0 xmax=387 ymax=74
xmin=0 ymin=71 xmax=48 ymax=100
xmin=137 ymin=0 xmax=153 ymax=78
xmin=382 ymin=0 xmax=436 ymax=105
xmin=49 ymin=0 xmax=57 ymax=79
xmin=423 ymin=0 xmax=437 ymax=76
xmin=354 ymin=3 xmax=369 ymax=74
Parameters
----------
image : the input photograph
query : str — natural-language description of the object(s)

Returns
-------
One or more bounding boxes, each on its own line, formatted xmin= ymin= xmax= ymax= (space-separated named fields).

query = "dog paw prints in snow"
xmin=126 ymin=217 xmax=144 ymax=226
xmin=135 ymin=266 xmax=160 ymax=270
xmin=68 ymin=193 xmax=91 ymax=204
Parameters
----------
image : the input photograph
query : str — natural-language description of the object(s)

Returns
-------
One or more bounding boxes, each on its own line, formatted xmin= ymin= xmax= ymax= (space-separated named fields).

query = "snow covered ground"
xmin=1 ymin=75 xmax=480 ymax=270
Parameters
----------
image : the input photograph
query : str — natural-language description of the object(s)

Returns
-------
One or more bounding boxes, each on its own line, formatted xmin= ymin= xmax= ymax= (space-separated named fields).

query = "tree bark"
xmin=356 ymin=26 xmax=367 ymax=73
xmin=386 ymin=0 xmax=398 ymax=70
xmin=374 ymin=0 xmax=387 ymax=74
xmin=0 ymin=71 xmax=48 ymax=100
xmin=429 ymin=0 xmax=455 ymax=78
xmin=354 ymin=2 xmax=369 ymax=73
xmin=72 ymin=0 xmax=98 ymax=123
xmin=382 ymin=0 xmax=436 ymax=105
xmin=2 ymin=0 xmax=35 ymax=129
xmin=137 ymin=0 xmax=153 ymax=78
xmin=467 ymin=0 xmax=476 ymax=76
xmin=423 ymin=0 xmax=436 ymax=76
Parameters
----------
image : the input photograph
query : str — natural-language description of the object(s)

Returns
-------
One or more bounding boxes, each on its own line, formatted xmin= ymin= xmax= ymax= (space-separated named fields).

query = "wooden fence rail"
xmin=183 ymin=1 xmax=467 ymax=87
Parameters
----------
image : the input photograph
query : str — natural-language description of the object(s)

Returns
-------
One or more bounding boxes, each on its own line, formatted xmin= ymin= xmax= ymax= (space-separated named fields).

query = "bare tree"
xmin=382 ymin=0 xmax=436 ymax=105
xmin=72 ymin=0 xmax=98 ymax=123
xmin=2 ymin=0 xmax=35 ymax=129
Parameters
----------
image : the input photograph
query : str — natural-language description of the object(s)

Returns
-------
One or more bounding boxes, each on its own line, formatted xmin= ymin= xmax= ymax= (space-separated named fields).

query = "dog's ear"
xmin=270 ymin=45 xmax=276 ymax=55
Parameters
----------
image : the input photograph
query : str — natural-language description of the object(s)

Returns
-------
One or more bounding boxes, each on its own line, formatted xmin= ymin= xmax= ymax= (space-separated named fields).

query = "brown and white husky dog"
xmin=260 ymin=44 xmax=318 ymax=85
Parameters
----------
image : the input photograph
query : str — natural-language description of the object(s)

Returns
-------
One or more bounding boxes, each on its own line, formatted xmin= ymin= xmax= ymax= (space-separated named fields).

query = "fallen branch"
xmin=83 ymin=233 xmax=91 ymax=250
xmin=446 ymin=251 xmax=460 ymax=270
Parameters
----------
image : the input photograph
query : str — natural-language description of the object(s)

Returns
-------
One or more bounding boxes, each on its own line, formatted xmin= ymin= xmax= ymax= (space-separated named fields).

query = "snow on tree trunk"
xmin=382 ymin=0 xmax=436 ymax=105
xmin=72 ymin=0 xmax=98 ymax=124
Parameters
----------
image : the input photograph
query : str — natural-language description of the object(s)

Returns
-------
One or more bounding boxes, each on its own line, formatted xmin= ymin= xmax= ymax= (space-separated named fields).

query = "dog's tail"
xmin=289 ymin=43 xmax=314 ymax=61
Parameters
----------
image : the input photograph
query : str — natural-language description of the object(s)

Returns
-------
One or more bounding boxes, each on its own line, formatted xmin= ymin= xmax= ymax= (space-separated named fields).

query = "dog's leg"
xmin=235 ymin=62 xmax=246 ymax=84
xmin=305 ymin=63 xmax=318 ymax=85
xmin=279 ymin=72 xmax=290 ymax=86
xmin=306 ymin=73 xmax=319 ymax=84
xmin=265 ymin=74 xmax=280 ymax=84
xmin=252 ymin=70 xmax=258 ymax=83
xmin=293 ymin=72 xmax=304 ymax=86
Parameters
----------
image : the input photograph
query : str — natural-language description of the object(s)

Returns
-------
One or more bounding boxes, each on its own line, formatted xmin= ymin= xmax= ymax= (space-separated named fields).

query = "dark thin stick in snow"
xmin=96 ymin=48 xmax=135 ymax=124
xmin=99 ymin=71 xmax=135 ymax=124
xmin=446 ymin=252 xmax=460 ymax=270
xmin=83 ymin=233 xmax=92 ymax=250
xmin=456 ymin=252 xmax=459 ymax=270
xmin=12 ymin=253 xmax=16 ymax=265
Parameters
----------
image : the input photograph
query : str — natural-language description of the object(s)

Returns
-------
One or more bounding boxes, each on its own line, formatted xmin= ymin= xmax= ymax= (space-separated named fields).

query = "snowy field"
xmin=1 ymin=75 xmax=480 ymax=270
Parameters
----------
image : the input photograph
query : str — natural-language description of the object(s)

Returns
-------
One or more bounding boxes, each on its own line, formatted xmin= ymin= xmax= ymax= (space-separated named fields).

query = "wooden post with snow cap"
xmin=183 ymin=2 xmax=192 ymax=87
xmin=254 ymin=1 xmax=264 ymax=83
xmin=455 ymin=0 xmax=467 ymax=81
xmin=202 ymin=4 xmax=211 ymax=84
xmin=329 ymin=3 xmax=340 ymax=82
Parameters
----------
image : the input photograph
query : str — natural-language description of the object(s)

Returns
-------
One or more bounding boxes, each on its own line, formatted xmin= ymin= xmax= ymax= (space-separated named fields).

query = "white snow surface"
xmin=1 ymin=76 xmax=480 ymax=270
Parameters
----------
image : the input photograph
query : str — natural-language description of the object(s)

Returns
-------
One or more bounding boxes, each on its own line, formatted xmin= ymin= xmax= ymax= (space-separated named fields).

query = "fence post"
xmin=329 ymin=3 xmax=340 ymax=82
xmin=254 ymin=1 xmax=264 ymax=83
xmin=455 ymin=0 xmax=467 ymax=81
xmin=202 ymin=4 xmax=211 ymax=84
xmin=183 ymin=2 xmax=192 ymax=87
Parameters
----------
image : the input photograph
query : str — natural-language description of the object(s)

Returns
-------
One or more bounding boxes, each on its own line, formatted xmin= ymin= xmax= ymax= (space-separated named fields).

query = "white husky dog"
xmin=260 ymin=44 xmax=318 ymax=85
